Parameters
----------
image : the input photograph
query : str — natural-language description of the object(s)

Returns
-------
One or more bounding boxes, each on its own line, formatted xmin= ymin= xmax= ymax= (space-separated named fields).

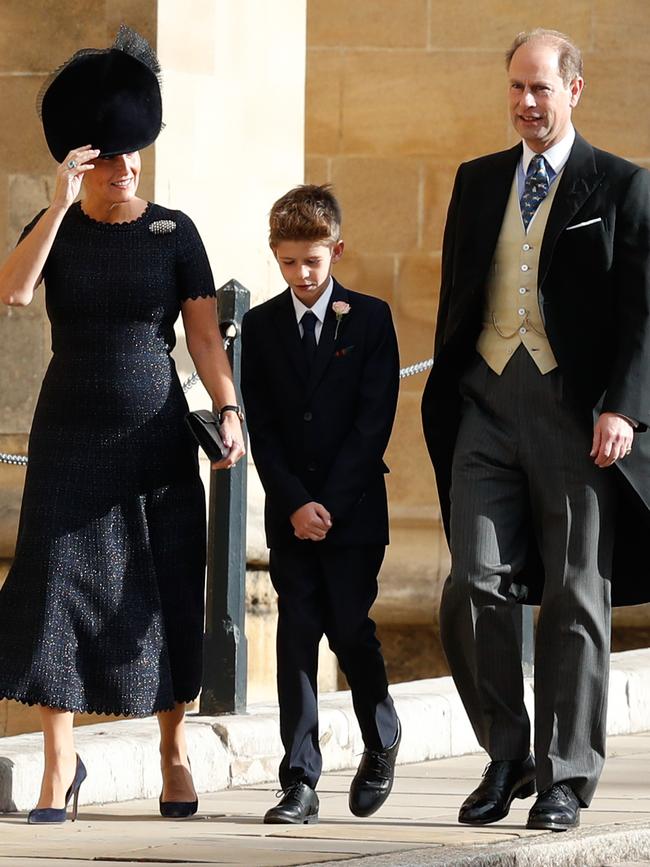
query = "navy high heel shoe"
xmin=159 ymin=761 xmax=198 ymax=819
xmin=158 ymin=794 xmax=198 ymax=819
xmin=27 ymin=754 xmax=87 ymax=825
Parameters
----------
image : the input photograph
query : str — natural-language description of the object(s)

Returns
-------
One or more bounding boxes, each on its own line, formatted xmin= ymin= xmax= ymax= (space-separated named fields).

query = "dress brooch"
xmin=149 ymin=220 xmax=176 ymax=235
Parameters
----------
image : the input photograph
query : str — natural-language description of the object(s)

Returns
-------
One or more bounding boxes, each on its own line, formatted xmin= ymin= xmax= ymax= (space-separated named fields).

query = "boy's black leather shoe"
xmin=459 ymin=754 xmax=536 ymax=825
xmin=526 ymin=783 xmax=580 ymax=831
xmin=349 ymin=719 xmax=401 ymax=817
xmin=263 ymin=782 xmax=319 ymax=824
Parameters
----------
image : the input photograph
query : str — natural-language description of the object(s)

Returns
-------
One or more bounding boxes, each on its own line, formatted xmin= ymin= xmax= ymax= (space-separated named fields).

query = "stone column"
xmin=155 ymin=0 xmax=336 ymax=702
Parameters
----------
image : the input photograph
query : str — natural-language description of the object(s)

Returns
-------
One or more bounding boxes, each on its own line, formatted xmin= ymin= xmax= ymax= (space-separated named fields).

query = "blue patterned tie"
xmin=520 ymin=154 xmax=550 ymax=230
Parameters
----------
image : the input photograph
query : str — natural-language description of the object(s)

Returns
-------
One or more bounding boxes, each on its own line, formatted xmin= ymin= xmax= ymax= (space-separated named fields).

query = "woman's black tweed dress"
xmin=0 ymin=202 xmax=214 ymax=715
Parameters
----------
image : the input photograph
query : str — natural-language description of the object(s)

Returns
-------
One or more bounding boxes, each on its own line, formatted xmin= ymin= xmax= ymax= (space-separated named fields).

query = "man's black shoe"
xmin=349 ymin=719 xmax=401 ymax=817
xmin=526 ymin=783 xmax=580 ymax=831
xmin=263 ymin=782 xmax=319 ymax=825
xmin=458 ymin=754 xmax=536 ymax=825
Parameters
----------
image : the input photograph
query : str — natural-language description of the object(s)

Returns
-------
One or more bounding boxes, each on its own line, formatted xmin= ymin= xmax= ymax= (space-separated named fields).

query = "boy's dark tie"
xmin=520 ymin=154 xmax=550 ymax=230
xmin=301 ymin=311 xmax=318 ymax=366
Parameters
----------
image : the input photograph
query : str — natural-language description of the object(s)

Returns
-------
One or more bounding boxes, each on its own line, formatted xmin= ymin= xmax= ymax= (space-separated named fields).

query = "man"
xmin=421 ymin=29 xmax=650 ymax=832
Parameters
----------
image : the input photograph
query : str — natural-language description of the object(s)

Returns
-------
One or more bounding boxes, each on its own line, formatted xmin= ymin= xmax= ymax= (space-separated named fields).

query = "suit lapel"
xmin=306 ymin=280 xmax=349 ymax=397
xmin=272 ymin=288 xmax=308 ymax=384
xmin=439 ymin=146 xmax=520 ymax=344
xmin=468 ymin=145 xmax=522 ymax=288
xmin=539 ymin=133 xmax=604 ymax=289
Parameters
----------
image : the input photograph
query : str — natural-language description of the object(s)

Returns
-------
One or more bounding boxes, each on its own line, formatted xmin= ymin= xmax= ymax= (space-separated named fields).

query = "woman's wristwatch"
xmin=219 ymin=404 xmax=245 ymax=423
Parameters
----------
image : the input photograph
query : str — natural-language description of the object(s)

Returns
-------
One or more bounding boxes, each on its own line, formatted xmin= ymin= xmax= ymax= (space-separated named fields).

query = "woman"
xmin=0 ymin=27 xmax=245 ymax=823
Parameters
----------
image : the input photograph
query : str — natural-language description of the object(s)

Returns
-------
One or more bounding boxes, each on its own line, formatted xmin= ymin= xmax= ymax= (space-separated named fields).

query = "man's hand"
xmin=591 ymin=412 xmax=634 ymax=467
xmin=290 ymin=502 xmax=332 ymax=541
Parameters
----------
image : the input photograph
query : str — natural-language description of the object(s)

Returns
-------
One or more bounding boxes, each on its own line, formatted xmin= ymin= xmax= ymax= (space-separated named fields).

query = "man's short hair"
xmin=269 ymin=184 xmax=341 ymax=249
xmin=506 ymin=29 xmax=583 ymax=86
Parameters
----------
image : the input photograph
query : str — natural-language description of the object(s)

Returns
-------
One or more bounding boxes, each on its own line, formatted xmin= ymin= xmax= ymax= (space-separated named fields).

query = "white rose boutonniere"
xmin=332 ymin=301 xmax=351 ymax=340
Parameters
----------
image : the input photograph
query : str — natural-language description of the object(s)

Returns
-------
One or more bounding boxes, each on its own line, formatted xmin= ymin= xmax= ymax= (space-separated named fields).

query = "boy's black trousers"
xmin=269 ymin=542 xmax=398 ymax=790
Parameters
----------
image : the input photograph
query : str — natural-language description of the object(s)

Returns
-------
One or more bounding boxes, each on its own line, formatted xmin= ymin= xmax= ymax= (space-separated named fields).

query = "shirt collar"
xmin=521 ymin=125 xmax=575 ymax=176
xmin=290 ymin=277 xmax=334 ymax=325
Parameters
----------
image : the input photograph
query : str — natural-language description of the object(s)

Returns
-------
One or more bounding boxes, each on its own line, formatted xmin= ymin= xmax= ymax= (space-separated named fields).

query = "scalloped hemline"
xmin=180 ymin=290 xmax=217 ymax=301
xmin=0 ymin=688 xmax=200 ymax=718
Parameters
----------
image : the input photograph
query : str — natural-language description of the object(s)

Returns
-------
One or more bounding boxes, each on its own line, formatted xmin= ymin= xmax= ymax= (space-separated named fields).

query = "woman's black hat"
xmin=39 ymin=25 xmax=163 ymax=163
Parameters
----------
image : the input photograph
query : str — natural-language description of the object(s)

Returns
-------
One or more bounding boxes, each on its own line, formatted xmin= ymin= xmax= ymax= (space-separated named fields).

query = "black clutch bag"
xmin=185 ymin=409 xmax=228 ymax=462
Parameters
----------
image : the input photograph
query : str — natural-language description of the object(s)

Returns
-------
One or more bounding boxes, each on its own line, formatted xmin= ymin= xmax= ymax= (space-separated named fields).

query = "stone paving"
xmin=0 ymin=732 xmax=649 ymax=866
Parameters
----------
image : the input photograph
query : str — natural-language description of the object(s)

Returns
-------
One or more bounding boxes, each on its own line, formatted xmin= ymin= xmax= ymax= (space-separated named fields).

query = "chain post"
xmin=200 ymin=279 xmax=250 ymax=715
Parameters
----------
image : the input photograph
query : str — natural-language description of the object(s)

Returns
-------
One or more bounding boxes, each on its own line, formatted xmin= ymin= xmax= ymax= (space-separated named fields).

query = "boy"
xmin=241 ymin=185 xmax=401 ymax=824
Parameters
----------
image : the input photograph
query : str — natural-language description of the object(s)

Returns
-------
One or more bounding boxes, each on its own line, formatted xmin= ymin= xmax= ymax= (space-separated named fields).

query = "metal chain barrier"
xmin=0 ymin=344 xmax=434 ymax=466
xmin=0 ymin=453 xmax=28 ymax=467
xmin=399 ymin=357 xmax=434 ymax=379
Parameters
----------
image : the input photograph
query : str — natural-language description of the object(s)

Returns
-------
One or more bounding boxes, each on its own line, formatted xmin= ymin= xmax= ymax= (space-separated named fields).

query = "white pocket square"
xmin=565 ymin=217 xmax=602 ymax=231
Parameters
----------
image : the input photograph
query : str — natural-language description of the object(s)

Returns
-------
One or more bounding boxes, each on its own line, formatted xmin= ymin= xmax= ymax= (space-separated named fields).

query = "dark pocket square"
xmin=334 ymin=345 xmax=355 ymax=358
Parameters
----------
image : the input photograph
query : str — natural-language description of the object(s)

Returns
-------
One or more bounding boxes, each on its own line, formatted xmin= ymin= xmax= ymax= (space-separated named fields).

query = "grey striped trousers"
xmin=440 ymin=347 xmax=616 ymax=806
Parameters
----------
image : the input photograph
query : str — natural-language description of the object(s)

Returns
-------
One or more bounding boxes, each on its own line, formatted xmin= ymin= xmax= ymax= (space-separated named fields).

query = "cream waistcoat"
xmin=476 ymin=171 xmax=563 ymax=375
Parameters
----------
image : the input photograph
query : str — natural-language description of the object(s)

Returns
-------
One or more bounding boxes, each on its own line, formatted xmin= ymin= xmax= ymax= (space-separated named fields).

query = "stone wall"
xmin=305 ymin=0 xmax=650 ymax=680
xmin=0 ymin=0 xmax=330 ymax=734
xmin=2 ymin=0 xmax=649 ymax=734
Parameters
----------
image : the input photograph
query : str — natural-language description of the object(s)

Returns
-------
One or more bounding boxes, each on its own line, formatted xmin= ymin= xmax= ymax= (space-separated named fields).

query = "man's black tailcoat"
xmin=421 ymin=132 xmax=650 ymax=605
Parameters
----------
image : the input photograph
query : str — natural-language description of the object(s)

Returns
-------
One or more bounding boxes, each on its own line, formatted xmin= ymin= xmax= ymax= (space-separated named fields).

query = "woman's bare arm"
xmin=181 ymin=295 xmax=246 ymax=469
xmin=0 ymin=145 xmax=98 ymax=306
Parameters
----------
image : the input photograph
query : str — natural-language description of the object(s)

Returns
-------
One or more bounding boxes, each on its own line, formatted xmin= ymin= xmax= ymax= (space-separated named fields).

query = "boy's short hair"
xmin=269 ymin=184 xmax=341 ymax=248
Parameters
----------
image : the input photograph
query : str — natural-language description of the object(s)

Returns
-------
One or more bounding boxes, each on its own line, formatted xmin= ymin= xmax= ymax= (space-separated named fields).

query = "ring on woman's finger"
xmin=67 ymin=159 xmax=78 ymax=170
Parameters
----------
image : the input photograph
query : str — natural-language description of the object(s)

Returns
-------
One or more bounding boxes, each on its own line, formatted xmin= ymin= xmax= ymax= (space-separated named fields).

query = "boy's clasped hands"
xmin=290 ymin=502 xmax=332 ymax=541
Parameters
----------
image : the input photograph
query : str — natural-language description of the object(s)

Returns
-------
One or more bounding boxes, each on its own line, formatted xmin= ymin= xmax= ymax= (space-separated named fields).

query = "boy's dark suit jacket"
xmin=241 ymin=279 xmax=399 ymax=548
xmin=421 ymin=131 xmax=650 ymax=606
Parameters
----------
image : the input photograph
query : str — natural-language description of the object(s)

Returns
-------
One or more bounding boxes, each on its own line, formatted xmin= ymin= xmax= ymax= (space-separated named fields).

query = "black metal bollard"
xmin=200 ymin=279 xmax=250 ymax=715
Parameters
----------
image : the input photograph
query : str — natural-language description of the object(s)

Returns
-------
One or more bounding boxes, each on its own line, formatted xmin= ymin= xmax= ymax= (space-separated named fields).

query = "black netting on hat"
xmin=113 ymin=24 xmax=161 ymax=79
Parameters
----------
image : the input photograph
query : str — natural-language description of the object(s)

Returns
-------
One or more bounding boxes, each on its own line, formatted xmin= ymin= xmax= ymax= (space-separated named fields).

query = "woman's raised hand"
xmin=0 ymin=146 xmax=99 ymax=305
xmin=53 ymin=146 xmax=99 ymax=210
